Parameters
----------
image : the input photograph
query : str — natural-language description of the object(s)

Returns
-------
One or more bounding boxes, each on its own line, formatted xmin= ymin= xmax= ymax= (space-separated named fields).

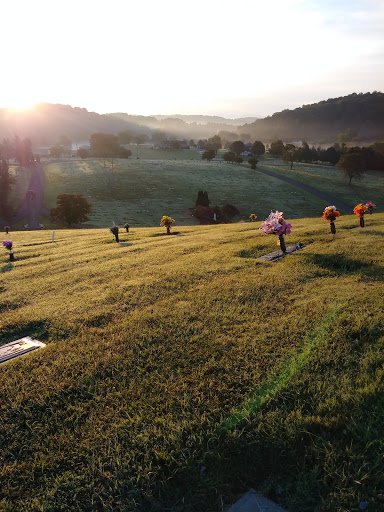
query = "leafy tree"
xmin=118 ymin=147 xmax=132 ymax=159
xmin=77 ymin=148 xmax=89 ymax=160
xmin=248 ymin=157 xmax=258 ymax=169
xmin=90 ymin=133 xmax=120 ymax=159
xmin=336 ymin=151 xmax=366 ymax=185
xmin=318 ymin=146 xmax=341 ymax=166
xmin=299 ymin=141 xmax=315 ymax=162
xmin=234 ymin=156 xmax=243 ymax=164
xmin=1 ymin=138 xmax=14 ymax=163
xmin=281 ymin=144 xmax=297 ymax=169
xmin=50 ymin=194 xmax=92 ymax=227
xmin=189 ymin=139 xmax=196 ymax=147
xmin=222 ymin=203 xmax=240 ymax=220
xmin=133 ymin=134 xmax=149 ymax=158
xmin=230 ymin=140 xmax=245 ymax=157
xmin=195 ymin=190 xmax=210 ymax=207
xmin=202 ymin=149 xmax=215 ymax=161
xmin=269 ymin=140 xmax=284 ymax=156
xmin=118 ymin=130 xmax=133 ymax=144
xmin=14 ymin=136 xmax=34 ymax=166
xmin=251 ymin=141 xmax=265 ymax=156
xmin=206 ymin=135 xmax=222 ymax=155
xmin=223 ymin=151 xmax=236 ymax=163
xmin=0 ymin=157 xmax=15 ymax=220
xmin=50 ymin=145 xmax=66 ymax=158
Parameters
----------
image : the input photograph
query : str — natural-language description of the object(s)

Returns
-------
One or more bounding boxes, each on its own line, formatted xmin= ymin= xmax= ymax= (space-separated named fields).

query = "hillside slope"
xmin=242 ymin=91 xmax=384 ymax=143
xmin=1 ymin=217 xmax=384 ymax=511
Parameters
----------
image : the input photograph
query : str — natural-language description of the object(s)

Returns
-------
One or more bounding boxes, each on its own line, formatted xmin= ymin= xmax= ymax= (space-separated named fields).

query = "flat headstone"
xmin=0 ymin=336 xmax=46 ymax=365
xmin=258 ymin=245 xmax=298 ymax=262
xmin=227 ymin=491 xmax=287 ymax=512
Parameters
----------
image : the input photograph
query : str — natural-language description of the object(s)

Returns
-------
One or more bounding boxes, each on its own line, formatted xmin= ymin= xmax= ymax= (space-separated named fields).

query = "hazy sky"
xmin=1 ymin=0 xmax=383 ymax=118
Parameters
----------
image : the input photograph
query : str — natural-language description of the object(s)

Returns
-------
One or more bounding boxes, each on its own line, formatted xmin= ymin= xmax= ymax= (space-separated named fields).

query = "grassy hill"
xmin=1 ymin=216 xmax=383 ymax=511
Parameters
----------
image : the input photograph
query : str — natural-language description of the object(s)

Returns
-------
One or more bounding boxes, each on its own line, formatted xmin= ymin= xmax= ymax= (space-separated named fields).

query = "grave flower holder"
xmin=322 ymin=206 xmax=340 ymax=234
xmin=110 ymin=226 xmax=119 ymax=243
xmin=278 ymin=234 xmax=287 ymax=253
xmin=260 ymin=210 xmax=291 ymax=255
xmin=160 ymin=215 xmax=175 ymax=235
xmin=123 ymin=223 xmax=130 ymax=233
xmin=353 ymin=203 xmax=367 ymax=228
xmin=365 ymin=201 xmax=376 ymax=215
xmin=2 ymin=240 xmax=14 ymax=261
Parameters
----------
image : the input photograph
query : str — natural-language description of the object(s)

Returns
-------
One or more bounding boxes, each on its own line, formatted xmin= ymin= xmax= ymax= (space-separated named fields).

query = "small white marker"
xmin=52 ymin=231 xmax=55 ymax=243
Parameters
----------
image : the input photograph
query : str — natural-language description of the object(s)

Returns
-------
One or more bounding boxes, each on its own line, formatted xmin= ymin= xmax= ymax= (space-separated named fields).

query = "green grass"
xmin=1 ymin=215 xmax=384 ymax=511
xmin=261 ymin=158 xmax=384 ymax=211
xmin=40 ymin=158 xmax=327 ymax=228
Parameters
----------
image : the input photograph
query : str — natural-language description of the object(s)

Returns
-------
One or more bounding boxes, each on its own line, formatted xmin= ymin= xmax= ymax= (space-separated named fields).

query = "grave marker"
xmin=0 ymin=337 xmax=46 ymax=365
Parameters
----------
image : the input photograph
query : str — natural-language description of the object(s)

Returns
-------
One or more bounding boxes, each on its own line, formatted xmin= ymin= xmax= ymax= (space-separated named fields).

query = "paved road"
xmin=13 ymin=163 xmax=50 ymax=223
xmin=257 ymin=166 xmax=354 ymax=213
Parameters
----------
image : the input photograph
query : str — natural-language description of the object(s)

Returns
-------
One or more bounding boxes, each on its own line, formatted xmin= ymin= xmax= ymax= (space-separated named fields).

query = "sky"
xmin=1 ymin=0 xmax=383 ymax=118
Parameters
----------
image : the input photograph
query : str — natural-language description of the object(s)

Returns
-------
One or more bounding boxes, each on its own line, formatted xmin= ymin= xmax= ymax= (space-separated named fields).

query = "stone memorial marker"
xmin=0 ymin=337 xmax=46 ymax=365
xmin=258 ymin=245 xmax=299 ymax=262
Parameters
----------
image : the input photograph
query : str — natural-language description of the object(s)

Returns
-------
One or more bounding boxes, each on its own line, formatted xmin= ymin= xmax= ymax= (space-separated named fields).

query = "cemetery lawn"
xmin=1 ymin=215 xmax=384 ymax=511
xmin=261 ymin=158 xmax=384 ymax=210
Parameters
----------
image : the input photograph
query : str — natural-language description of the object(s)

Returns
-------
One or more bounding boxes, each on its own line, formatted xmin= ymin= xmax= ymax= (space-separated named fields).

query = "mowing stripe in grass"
xmin=219 ymin=301 xmax=344 ymax=432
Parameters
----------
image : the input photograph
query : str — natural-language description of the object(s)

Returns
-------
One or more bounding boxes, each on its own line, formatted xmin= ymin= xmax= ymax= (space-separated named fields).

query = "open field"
xmin=40 ymin=158 xmax=329 ymax=228
xmin=31 ymin=156 xmax=384 ymax=229
xmin=1 ymin=215 xmax=384 ymax=511
xmin=262 ymin=159 xmax=384 ymax=209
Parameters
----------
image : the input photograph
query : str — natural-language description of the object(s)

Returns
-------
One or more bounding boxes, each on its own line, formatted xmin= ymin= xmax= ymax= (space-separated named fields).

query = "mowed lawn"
xmin=261 ymin=158 xmax=384 ymax=211
xmin=1 ymin=216 xmax=384 ymax=511
xmin=42 ymin=157 xmax=328 ymax=228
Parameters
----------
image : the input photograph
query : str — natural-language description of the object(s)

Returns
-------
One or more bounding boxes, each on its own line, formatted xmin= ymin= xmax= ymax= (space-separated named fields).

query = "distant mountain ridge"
xmin=0 ymin=92 xmax=382 ymax=147
xmin=151 ymin=114 xmax=259 ymax=125
xmin=241 ymin=92 xmax=384 ymax=143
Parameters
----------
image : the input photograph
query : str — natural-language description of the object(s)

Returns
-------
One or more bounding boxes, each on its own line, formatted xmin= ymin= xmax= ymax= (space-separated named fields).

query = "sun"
xmin=3 ymin=88 xmax=40 ymax=110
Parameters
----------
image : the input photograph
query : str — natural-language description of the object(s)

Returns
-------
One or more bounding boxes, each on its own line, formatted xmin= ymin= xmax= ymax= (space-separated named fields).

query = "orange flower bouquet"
xmin=322 ymin=206 xmax=340 ymax=234
xmin=354 ymin=203 xmax=367 ymax=227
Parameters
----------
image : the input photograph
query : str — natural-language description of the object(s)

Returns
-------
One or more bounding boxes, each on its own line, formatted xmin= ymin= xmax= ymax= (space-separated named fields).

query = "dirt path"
xmin=257 ymin=166 xmax=354 ymax=213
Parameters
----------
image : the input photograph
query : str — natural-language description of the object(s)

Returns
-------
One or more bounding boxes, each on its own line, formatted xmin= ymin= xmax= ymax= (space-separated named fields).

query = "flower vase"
xmin=9 ymin=252 xmax=14 ymax=262
xmin=115 ymin=234 xmax=119 ymax=243
xmin=166 ymin=226 xmax=171 ymax=235
xmin=278 ymin=234 xmax=287 ymax=253
xmin=330 ymin=221 xmax=336 ymax=234
xmin=360 ymin=216 xmax=365 ymax=228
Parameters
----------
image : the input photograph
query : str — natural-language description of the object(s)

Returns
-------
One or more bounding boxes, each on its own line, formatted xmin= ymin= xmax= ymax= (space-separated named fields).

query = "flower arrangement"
xmin=353 ymin=203 xmax=367 ymax=218
xmin=109 ymin=226 xmax=119 ymax=242
xmin=322 ymin=206 xmax=340 ymax=234
xmin=322 ymin=206 xmax=340 ymax=222
xmin=3 ymin=240 xmax=14 ymax=261
xmin=260 ymin=211 xmax=291 ymax=236
xmin=249 ymin=214 xmax=257 ymax=222
xmin=365 ymin=201 xmax=376 ymax=214
xmin=160 ymin=215 xmax=175 ymax=235
xmin=2 ymin=240 xmax=12 ymax=251
xmin=260 ymin=211 xmax=291 ymax=253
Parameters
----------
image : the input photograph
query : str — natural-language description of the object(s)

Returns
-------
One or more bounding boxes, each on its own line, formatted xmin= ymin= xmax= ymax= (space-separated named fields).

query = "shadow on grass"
xmin=305 ymin=253 xmax=383 ymax=281
xmin=1 ymin=263 xmax=13 ymax=273
xmin=0 ymin=320 xmax=49 ymax=345
xmin=22 ymin=241 xmax=55 ymax=246
xmin=237 ymin=245 xmax=270 ymax=259
xmin=359 ymin=230 xmax=384 ymax=237
xmin=119 ymin=242 xmax=133 ymax=247
xmin=150 ymin=231 xmax=183 ymax=237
